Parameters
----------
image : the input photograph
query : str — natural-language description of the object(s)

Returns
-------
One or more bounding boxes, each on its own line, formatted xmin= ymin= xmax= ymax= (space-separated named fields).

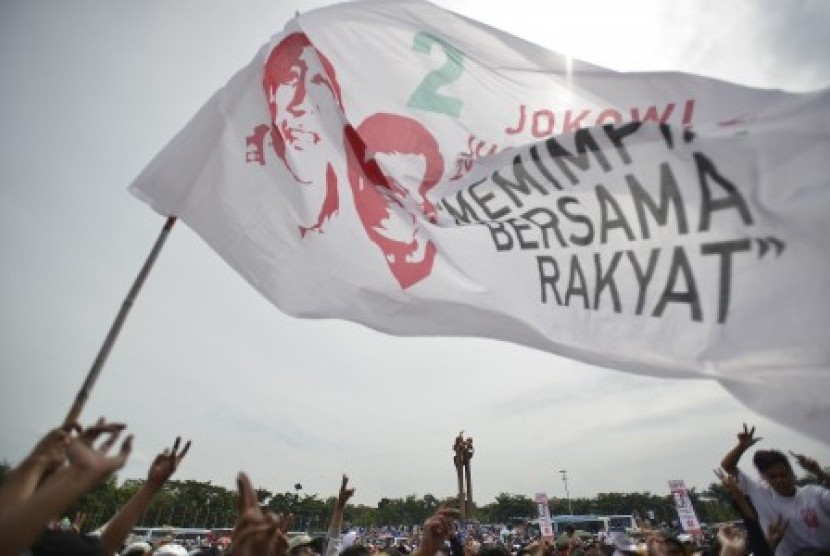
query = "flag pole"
xmin=63 ymin=216 xmax=177 ymax=426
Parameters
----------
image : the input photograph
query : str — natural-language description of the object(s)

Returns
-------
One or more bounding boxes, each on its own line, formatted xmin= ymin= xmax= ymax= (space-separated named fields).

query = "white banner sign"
xmin=535 ymin=492 xmax=554 ymax=540
xmin=668 ymin=480 xmax=702 ymax=535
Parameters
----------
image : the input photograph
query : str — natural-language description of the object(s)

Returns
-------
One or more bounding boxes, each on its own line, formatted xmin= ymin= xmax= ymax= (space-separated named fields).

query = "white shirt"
xmin=738 ymin=467 xmax=830 ymax=555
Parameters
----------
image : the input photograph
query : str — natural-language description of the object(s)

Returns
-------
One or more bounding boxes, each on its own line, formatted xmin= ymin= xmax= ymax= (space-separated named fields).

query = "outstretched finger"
xmin=80 ymin=419 xmax=106 ymax=445
xmin=237 ymin=472 xmax=258 ymax=514
xmin=82 ymin=421 xmax=126 ymax=445
xmin=177 ymin=439 xmax=192 ymax=461
xmin=114 ymin=435 xmax=134 ymax=467
xmin=99 ymin=427 xmax=124 ymax=454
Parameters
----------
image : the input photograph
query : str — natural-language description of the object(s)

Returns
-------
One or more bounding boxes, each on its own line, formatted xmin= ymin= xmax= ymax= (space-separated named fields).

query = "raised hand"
xmin=418 ymin=506 xmax=461 ymax=556
xmin=714 ymin=468 xmax=742 ymax=495
xmin=717 ymin=523 xmax=746 ymax=555
xmin=233 ymin=472 xmax=292 ymax=556
xmin=789 ymin=451 xmax=821 ymax=475
xmin=338 ymin=474 xmax=356 ymax=507
xmin=721 ymin=423 xmax=760 ymax=473
xmin=147 ymin=436 xmax=191 ymax=488
xmin=713 ymin=467 xmax=758 ymax=521
xmin=66 ymin=420 xmax=132 ymax=485
xmin=0 ymin=425 xmax=76 ymax=515
xmin=78 ymin=418 xmax=125 ymax=445
xmin=737 ymin=423 xmax=761 ymax=449
xmin=26 ymin=426 xmax=76 ymax=476
xmin=0 ymin=418 xmax=131 ymax=556
xmin=766 ymin=514 xmax=788 ymax=550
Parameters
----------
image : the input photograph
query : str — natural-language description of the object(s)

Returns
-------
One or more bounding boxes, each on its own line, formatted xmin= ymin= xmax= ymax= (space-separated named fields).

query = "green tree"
xmin=295 ymin=493 xmax=328 ymax=531
xmin=267 ymin=491 xmax=300 ymax=514
xmin=691 ymin=482 xmax=740 ymax=524
xmin=0 ymin=460 xmax=12 ymax=486
xmin=485 ymin=493 xmax=535 ymax=523
xmin=256 ymin=487 xmax=273 ymax=505
xmin=377 ymin=497 xmax=403 ymax=526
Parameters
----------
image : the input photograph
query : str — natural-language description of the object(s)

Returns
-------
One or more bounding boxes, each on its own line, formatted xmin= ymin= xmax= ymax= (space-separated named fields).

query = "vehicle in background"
xmin=129 ymin=526 xmax=176 ymax=543
xmin=175 ymin=527 xmax=213 ymax=544
xmin=530 ymin=514 xmax=638 ymax=535
xmin=128 ymin=526 xmax=212 ymax=544
xmin=606 ymin=514 xmax=638 ymax=533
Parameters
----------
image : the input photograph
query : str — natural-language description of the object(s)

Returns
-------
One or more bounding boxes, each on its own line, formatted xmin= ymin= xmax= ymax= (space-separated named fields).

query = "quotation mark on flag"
xmin=754 ymin=236 xmax=785 ymax=259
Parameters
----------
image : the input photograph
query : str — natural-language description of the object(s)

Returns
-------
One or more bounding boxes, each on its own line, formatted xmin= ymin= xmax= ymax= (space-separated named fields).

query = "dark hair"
xmin=480 ymin=544 xmax=511 ymax=556
xmin=31 ymin=531 xmax=102 ymax=556
xmin=123 ymin=547 xmax=152 ymax=556
xmin=341 ymin=546 xmax=372 ymax=556
xmin=752 ymin=449 xmax=791 ymax=474
xmin=384 ymin=547 xmax=404 ymax=556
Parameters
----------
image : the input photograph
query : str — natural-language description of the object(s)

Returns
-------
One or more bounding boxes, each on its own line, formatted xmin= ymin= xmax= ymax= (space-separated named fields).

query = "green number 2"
xmin=406 ymin=32 xmax=464 ymax=117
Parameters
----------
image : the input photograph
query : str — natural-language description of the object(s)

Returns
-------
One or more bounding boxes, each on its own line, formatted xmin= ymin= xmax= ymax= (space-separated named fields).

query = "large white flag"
xmin=129 ymin=0 xmax=830 ymax=443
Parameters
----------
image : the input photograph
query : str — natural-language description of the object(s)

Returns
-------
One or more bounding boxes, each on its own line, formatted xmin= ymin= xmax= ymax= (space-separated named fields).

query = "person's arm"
xmin=790 ymin=452 xmax=830 ymax=488
xmin=325 ymin=475 xmax=355 ymax=556
xmin=714 ymin=468 xmax=757 ymax=521
xmin=720 ymin=423 xmax=761 ymax=474
xmin=0 ymin=427 xmax=76 ymax=518
xmin=0 ymin=421 xmax=131 ymax=556
xmin=98 ymin=437 xmax=190 ymax=556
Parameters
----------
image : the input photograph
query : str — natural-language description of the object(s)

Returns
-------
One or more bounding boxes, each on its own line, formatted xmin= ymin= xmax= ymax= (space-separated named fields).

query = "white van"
xmin=128 ymin=526 xmax=211 ymax=544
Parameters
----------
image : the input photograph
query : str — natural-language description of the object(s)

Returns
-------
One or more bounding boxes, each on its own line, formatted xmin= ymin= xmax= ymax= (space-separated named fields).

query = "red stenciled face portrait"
xmin=345 ymin=112 xmax=445 ymax=289
xmin=262 ymin=33 xmax=343 ymax=236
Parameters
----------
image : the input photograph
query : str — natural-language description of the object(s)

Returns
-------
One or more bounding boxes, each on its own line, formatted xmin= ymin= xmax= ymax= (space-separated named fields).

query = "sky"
xmin=1 ymin=0 xmax=829 ymax=511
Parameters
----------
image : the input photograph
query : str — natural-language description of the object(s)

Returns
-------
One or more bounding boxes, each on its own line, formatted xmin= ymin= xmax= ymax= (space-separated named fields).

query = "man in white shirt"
xmin=720 ymin=423 xmax=830 ymax=555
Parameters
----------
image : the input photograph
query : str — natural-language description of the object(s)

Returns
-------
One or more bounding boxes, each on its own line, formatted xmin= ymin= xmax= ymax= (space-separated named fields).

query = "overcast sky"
xmin=1 ymin=0 xmax=829 ymax=511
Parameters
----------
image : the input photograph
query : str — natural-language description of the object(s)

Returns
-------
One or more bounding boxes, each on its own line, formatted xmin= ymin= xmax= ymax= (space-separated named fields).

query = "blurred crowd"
xmin=0 ymin=421 xmax=827 ymax=556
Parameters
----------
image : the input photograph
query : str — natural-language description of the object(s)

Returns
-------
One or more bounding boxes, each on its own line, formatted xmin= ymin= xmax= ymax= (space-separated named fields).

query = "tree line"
xmin=1 ymin=461 xmax=824 ymax=532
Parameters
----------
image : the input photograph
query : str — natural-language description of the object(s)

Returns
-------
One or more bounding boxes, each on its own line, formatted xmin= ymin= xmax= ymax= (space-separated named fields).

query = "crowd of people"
xmin=0 ymin=421 xmax=827 ymax=556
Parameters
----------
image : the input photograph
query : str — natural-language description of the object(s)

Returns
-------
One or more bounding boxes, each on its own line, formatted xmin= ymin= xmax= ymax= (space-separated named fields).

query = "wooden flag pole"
xmin=63 ymin=216 xmax=177 ymax=427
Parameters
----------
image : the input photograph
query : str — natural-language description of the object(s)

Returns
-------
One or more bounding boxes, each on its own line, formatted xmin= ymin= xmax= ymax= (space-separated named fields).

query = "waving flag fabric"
xmin=129 ymin=0 xmax=830 ymax=443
